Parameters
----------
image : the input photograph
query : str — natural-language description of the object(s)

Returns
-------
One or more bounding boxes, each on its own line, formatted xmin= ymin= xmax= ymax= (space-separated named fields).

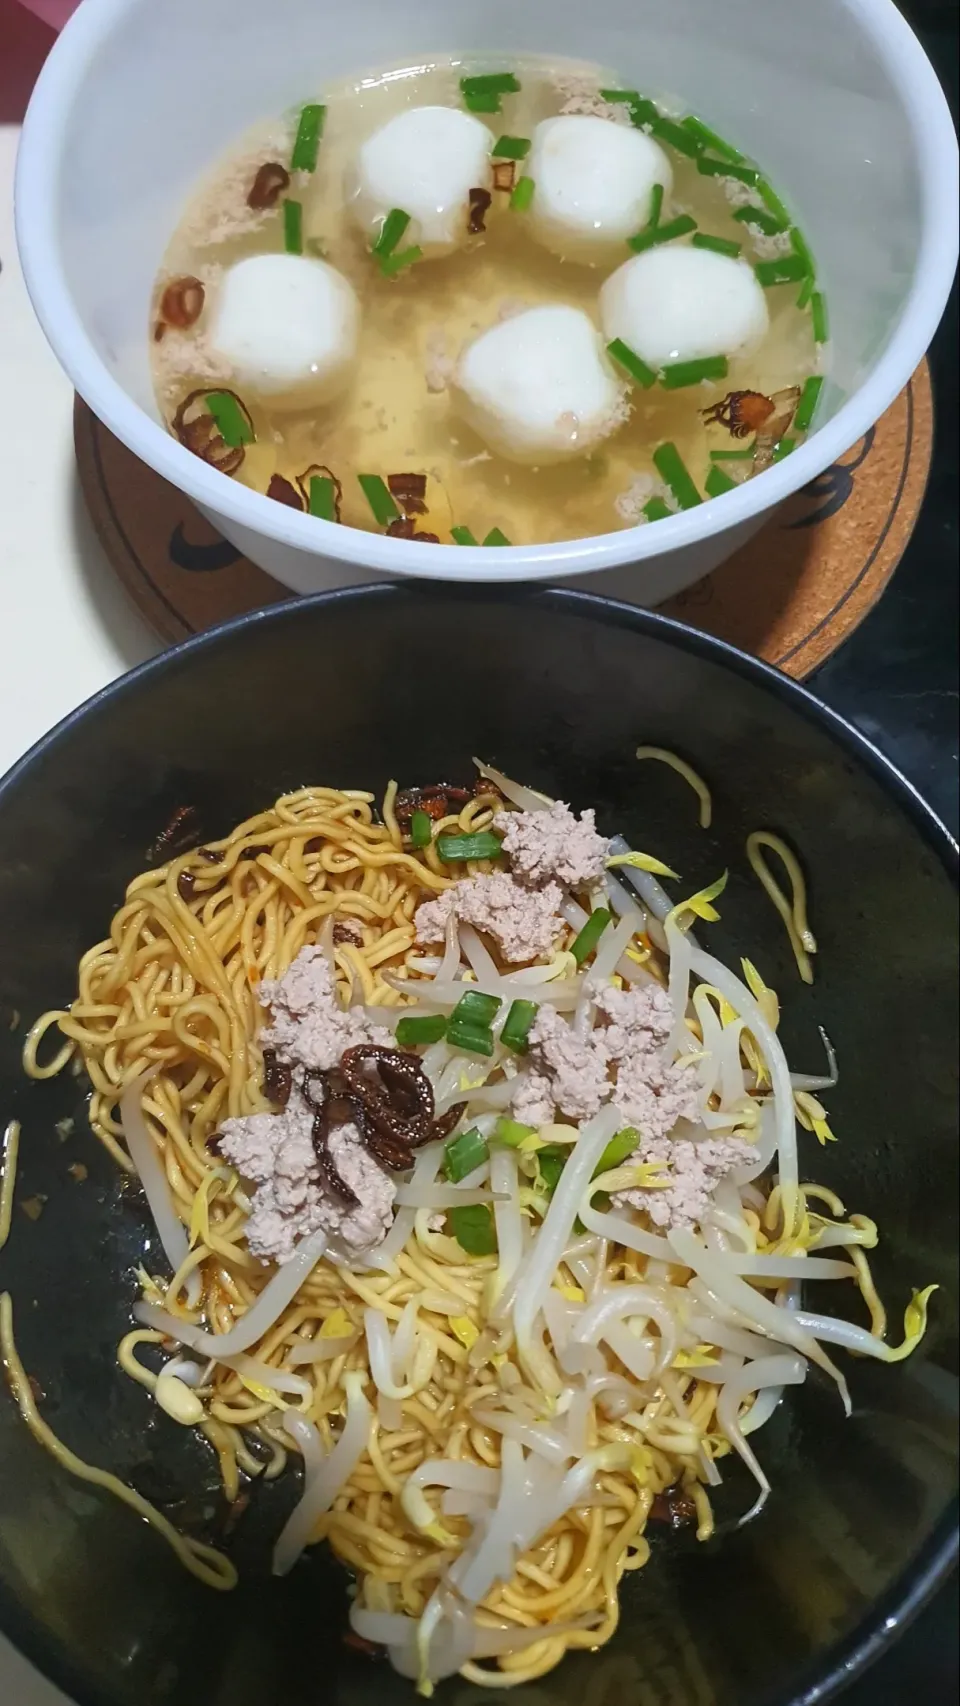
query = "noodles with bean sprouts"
xmin=6 ymin=768 xmax=933 ymax=1694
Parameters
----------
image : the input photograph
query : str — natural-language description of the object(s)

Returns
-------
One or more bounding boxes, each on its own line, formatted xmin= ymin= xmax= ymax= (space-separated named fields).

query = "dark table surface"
xmin=814 ymin=3 xmax=958 ymax=846
xmin=809 ymin=4 xmax=958 ymax=1699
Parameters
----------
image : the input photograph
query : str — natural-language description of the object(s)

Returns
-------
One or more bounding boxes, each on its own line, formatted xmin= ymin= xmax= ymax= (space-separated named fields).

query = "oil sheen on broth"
xmin=151 ymin=57 xmax=826 ymax=546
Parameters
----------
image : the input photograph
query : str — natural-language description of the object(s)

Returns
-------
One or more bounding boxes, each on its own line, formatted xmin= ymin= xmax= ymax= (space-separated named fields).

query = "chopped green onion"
xmin=461 ymin=73 xmax=521 ymax=95
xmin=492 ymin=135 xmax=531 ymax=160
xmin=629 ymin=99 xmax=661 ymax=129
xmin=653 ymin=442 xmax=703 ymax=509
xmin=451 ymin=525 xmax=479 ymax=546
xmin=308 ymin=476 xmax=338 ymax=521
xmin=536 ymin=1147 xmax=567 ymax=1194
xmin=444 ymin=1126 xmax=489 ymax=1182
xmin=395 ymin=1013 xmax=447 ymax=1048
xmin=446 ymin=1020 xmax=495 ymax=1058
xmin=291 ymin=104 xmax=326 ymax=173
xmin=606 ymin=338 xmax=657 ymax=389
xmin=705 ymin=464 xmax=737 ymax=498
xmin=601 ymin=90 xmax=660 ymax=129
xmin=732 ymin=204 xmax=788 ymax=236
xmin=681 ymin=116 xmax=743 ymax=162
xmin=492 ymin=1118 xmax=536 ymax=1149
xmin=697 ymin=156 xmax=760 ymax=186
xmin=789 ymin=226 xmax=815 ymax=275
xmin=510 ymin=175 xmax=535 ymax=212
xmin=772 ymin=436 xmax=797 ymax=462
xmin=756 ymin=178 xmax=792 ymax=228
xmin=460 ymin=73 xmax=519 ymax=114
xmin=357 ymin=474 xmax=400 ymax=526
xmin=755 ymin=254 xmax=809 ymax=287
xmin=482 ymin=527 xmax=511 ymax=547
xmin=282 ymin=198 xmax=303 ymax=254
xmin=660 ymin=355 xmax=729 ymax=390
xmin=372 ymin=208 xmax=411 ymax=258
xmin=691 ymin=232 xmax=742 ymax=257
xmin=409 ymin=809 xmax=433 ymax=848
xmin=653 ymin=116 xmax=703 ymax=158
xmin=643 ymin=497 xmax=674 ymax=522
xmin=501 ymin=999 xmax=539 ymax=1055
xmin=627 ymin=213 xmax=697 ymax=253
xmin=462 ymin=89 xmax=502 ymax=113
xmin=810 ymin=291 xmax=829 ymax=344
xmin=451 ymin=990 xmax=501 ymax=1027
xmin=436 ymin=831 xmax=503 ymax=863
xmin=448 ymin=1202 xmax=497 ymax=1255
xmin=793 ymin=375 xmax=824 ymax=434
xmin=710 ymin=442 xmax=756 ymax=460
xmin=595 ymin=1128 xmax=640 ymax=1174
xmin=205 ymin=392 xmax=255 ymax=449
xmin=379 ymin=245 xmax=422 ymax=278
xmin=571 ymin=907 xmax=611 ymax=966
xmin=796 ymin=274 xmax=814 ymax=310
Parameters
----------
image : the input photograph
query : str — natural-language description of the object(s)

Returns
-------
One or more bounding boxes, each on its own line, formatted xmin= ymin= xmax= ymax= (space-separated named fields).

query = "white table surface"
xmin=1 ymin=4 xmax=157 ymax=1698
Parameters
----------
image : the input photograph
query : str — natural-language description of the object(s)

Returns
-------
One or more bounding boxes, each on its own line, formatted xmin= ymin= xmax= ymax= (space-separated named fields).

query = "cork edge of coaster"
xmin=777 ymin=372 xmax=932 ymax=674
xmin=74 ymin=360 xmax=933 ymax=676
xmin=661 ymin=363 xmax=933 ymax=675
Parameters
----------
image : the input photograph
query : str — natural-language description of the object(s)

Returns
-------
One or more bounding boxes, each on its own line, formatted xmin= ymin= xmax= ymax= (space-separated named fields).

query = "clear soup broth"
xmin=152 ymin=56 xmax=827 ymax=547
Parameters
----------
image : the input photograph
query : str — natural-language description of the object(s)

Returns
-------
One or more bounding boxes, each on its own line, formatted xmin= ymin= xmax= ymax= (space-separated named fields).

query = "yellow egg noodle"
xmin=5 ymin=770 xmax=932 ymax=1695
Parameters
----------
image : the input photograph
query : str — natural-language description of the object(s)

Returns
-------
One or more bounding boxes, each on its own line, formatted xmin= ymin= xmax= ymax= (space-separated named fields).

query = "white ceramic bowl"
xmin=15 ymin=0 xmax=958 ymax=602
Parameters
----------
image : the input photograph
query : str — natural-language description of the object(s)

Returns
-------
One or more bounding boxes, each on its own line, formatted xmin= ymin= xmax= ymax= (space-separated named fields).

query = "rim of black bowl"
xmin=0 ymin=584 xmax=956 ymax=1706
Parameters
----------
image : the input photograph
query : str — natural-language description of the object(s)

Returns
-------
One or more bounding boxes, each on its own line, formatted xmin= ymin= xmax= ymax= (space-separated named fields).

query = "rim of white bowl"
xmin=14 ymin=0 xmax=959 ymax=584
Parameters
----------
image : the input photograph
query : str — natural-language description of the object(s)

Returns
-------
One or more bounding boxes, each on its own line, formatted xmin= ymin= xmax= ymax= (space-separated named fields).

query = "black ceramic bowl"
xmin=0 ymin=587 xmax=956 ymax=1706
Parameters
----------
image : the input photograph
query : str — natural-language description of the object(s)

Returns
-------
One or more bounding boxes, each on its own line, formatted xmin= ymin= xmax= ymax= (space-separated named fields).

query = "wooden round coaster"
xmin=75 ymin=361 xmax=932 ymax=677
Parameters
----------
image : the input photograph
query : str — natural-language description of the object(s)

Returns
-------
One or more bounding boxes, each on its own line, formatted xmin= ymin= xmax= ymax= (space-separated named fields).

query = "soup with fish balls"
xmin=151 ymin=54 xmax=828 ymax=547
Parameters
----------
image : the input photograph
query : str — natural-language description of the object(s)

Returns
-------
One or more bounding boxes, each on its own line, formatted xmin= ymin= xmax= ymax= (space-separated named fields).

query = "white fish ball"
xmin=526 ymin=115 xmax=672 ymax=263
xmin=208 ymin=254 xmax=360 ymax=408
xmin=352 ymin=105 xmax=494 ymax=254
xmin=453 ymin=304 xmax=628 ymax=466
xmin=599 ymin=245 xmax=769 ymax=369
